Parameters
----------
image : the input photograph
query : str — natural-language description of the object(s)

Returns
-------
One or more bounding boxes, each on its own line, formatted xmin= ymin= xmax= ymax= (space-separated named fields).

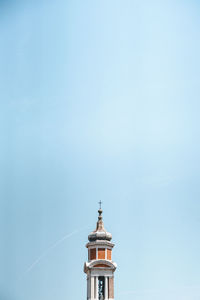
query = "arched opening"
xmin=98 ymin=276 xmax=105 ymax=300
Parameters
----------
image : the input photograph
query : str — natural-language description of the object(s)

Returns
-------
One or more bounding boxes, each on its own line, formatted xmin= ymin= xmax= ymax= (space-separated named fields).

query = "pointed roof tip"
xmin=96 ymin=212 xmax=104 ymax=231
xmin=87 ymin=204 xmax=112 ymax=242
xmin=98 ymin=208 xmax=103 ymax=219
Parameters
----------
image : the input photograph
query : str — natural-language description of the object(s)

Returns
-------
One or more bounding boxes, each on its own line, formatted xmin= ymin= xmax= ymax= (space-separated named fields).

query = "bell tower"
xmin=84 ymin=204 xmax=117 ymax=300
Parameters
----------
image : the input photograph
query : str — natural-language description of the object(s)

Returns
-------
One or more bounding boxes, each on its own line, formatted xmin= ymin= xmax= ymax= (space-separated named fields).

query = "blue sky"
xmin=0 ymin=0 xmax=200 ymax=299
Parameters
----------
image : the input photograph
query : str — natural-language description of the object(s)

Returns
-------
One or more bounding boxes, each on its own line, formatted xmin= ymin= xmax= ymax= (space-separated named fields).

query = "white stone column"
xmin=96 ymin=276 xmax=98 ymax=300
xmin=87 ymin=276 xmax=90 ymax=299
xmin=104 ymin=276 xmax=108 ymax=300
xmin=91 ymin=276 xmax=94 ymax=300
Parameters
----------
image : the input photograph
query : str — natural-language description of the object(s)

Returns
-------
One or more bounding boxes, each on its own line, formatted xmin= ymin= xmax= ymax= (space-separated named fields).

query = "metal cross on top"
xmin=98 ymin=200 xmax=102 ymax=210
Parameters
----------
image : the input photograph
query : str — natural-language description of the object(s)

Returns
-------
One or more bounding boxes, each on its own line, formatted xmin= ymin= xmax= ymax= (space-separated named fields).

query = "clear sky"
xmin=0 ymin=0 xmax=200 ymax=299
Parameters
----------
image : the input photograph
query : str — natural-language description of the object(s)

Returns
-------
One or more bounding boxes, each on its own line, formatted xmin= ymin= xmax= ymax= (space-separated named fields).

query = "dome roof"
xmin=88 ymin=209 xmax=112 ymax=242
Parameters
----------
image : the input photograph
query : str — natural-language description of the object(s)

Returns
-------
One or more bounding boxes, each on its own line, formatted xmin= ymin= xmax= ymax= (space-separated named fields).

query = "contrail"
xmin=22 ymin=226 xmax=88 ymax=277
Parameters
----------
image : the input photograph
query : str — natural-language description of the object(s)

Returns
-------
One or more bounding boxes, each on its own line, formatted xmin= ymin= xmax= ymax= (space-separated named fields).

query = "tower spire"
xmin=96 ymin=205 xmax=104 ymax=231
xmin=84 ymin=208 xmax=117 ymax=300
xmin=97 ymin=200 xmax=103 ymax=226
xmin=84 ymin=209 xmax=117 ymax=300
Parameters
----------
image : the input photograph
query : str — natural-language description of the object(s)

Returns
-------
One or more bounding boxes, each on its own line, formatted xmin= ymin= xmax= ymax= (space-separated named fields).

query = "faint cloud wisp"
xmin=19 ymin=226 xmax=88 ymax=279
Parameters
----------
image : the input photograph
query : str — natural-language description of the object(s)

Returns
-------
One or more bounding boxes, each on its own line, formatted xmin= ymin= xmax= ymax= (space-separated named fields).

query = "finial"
xmin=98 ymin=200 xmax=102 ymax=210
xmin=87 ymin=200 xmax=112 ymax=241
xmin=98 ymin=200 xmax=103 ymax=221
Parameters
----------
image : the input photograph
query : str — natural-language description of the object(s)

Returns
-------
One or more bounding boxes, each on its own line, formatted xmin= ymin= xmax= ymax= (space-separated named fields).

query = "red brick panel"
xmin=94 ymin=264 xmax=109 ymax=268
xmin=107 ymin=249 xmax=112 ymax=260
xmin=90 ymin=248 xmax=96 ymax=260
xmin=109 ymin=277 xmax=114 ymax=298
xmin=98 ymin=248 xmax=105 ymax=259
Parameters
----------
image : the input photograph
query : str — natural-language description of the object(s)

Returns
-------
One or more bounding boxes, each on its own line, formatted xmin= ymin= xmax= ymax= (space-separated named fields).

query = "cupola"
xmin=84 ymin=204 xmax=117 ymax=300
xmin=88 ymin=209 xmax=112 ymax=242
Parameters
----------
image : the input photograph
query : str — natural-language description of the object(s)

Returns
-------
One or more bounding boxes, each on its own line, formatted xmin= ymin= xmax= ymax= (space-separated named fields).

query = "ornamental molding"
xmin=84 ymin=259 xmax=117 ymax=273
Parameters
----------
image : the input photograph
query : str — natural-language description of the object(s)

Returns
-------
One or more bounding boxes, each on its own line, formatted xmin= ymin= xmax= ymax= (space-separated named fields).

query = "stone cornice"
xmin=84 ymin=259 xmax=117 ymax=273
xmin=86 ymin=240 xmax=115 ymax=248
